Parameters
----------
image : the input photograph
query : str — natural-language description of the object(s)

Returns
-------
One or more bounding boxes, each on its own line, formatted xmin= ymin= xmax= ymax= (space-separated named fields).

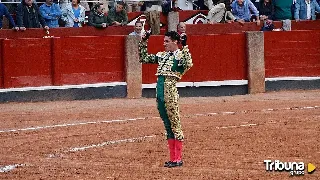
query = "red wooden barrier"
xmin=0 ymin=39 xmax=3 ymax=88
xmin=2 ymin=38 xmax=52 ymax=88
xmin=142 ymin=33 xmax=247 ymax=84
xmin=187 ymin=34 xmax=247 ymax=82
xmin=265 ymin=30 xmax=320 ymax=77
xmin=0 ymin=36 xmax=125 ymax=88
xmin=53 ymin=36 xmax=125 ymax=85
xmin=0 ymin=28 xmax=319 ymax=89
xmin=142 ymin=36 xmax=164 ymax=84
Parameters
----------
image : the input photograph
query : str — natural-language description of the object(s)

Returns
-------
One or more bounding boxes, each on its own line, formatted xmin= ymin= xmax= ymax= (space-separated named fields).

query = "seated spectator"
xmin=16 ymin=0 xmax=49 ymax=30
xmin=88 ymin=3 xmax=108 ymax=28
xmin=272 ymin=0 xmax=293 ymax=20
xmin=39 ymin=0 xmax=62 ymax=28
xmin=258 ymin=0 xmax=274 ymax=20
xmin=206 ymin=0 xmax=236 ymax=23
xmin=231 ymin=0 xmax=260 ymax=25
xmin=294 ymin=0 xmax=320 ymax=20
xmin=0 ymin=2 xmax=19 ymax=30
xmin=129 ymin=20 xmax=143 ymax=37
xmin=61 ymin=0 xmax=85 ymax=27
xmin=107 ymin=1 xmax=128 ymax=26
xmin=177 ymin=22 xmax=186 ymax=35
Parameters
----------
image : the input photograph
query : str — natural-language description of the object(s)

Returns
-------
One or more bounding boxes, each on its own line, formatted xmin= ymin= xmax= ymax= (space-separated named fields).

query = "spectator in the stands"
xmin=294 ymin=0 xmax=320 ymax=20
xmin=0 ymin=2 xmax=19 ymax=30
xmin=129 ymin=20 xmax=143 ymax=37
xmin=107 ymin=1 xmax=128 ymax=26
xmin=206 ymin=0 xmax=236 ymax=23
xmin=16 ymin=0 xmax=49 ymax=30
xmin=231 ymin=0 xmax=260 ymax=25
xmin=88 ymin=3 xmax=109 ymax=28
xmin=258 ymin=0 xmax=274 ymax=20
xmin=272 ymin=0 xmax=293 ymax=20
xmin=39 ymin=0 xmax=62 ymax=28
xmin=177 ymin=22 xmax=186 ymax=34
xmin=61 ymin=0 xmax=85 ymax=27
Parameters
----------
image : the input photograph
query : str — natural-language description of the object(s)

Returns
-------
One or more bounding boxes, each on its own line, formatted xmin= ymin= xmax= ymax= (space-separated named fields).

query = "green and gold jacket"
xmin=138 ymin=41 xmax=193 ymax=80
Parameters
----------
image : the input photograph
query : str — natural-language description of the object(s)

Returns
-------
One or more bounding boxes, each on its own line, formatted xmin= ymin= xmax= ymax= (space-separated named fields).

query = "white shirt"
xmin=306 ymin=0 xmax=311 ymax=20
xmin=129 ymin=31 xmax=142 ymax=36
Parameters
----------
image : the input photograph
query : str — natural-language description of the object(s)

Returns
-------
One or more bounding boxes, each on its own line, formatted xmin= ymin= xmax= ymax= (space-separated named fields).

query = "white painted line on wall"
xmin=0 ymin=164 xmax=25 ymax=173
xmin=0 ymin=82 xmax=127 ymax=93
xmin=0 ymin=76 xmax=318 ymax=92
xmin=142 ymin=77 xmax=320 ymax=89
xmin=193 ymin=80 xmax=248 ymax=87
xmin=266 ymin=76 xmax=320 ymax=81
xmin=176 ymin=82 xmax=194 ymax=87
xmin=142 ymin=80 xmax=248 ymax=88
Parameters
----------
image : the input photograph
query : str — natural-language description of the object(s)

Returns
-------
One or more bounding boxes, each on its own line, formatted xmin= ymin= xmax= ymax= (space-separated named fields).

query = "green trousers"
xmin=156 ymin=75 xmax=184 ymax=140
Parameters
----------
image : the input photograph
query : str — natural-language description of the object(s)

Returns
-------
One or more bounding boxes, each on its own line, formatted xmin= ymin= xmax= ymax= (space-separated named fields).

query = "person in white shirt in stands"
xmin=129 ymin=21 xmax=143 ymax=38
xmin=177 ymin=22 xmax=186 ymax=35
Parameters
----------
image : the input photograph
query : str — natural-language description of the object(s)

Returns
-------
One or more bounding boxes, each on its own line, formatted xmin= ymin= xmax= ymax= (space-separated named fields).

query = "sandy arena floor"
xmin=0 ymin=90 xmax=319 ymax=179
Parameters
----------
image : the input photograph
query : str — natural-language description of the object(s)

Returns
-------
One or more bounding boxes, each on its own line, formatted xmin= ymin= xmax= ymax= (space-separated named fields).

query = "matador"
xmin=138 ymin=31 xmax=193 ymax=168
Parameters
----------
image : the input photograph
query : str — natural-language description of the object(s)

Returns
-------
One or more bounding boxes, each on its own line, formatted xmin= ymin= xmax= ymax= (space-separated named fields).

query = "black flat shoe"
xmin=166 ymin=161 xmax=183 ymax=168
xmin=164 ymin=161 xmax=173 ymax=167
